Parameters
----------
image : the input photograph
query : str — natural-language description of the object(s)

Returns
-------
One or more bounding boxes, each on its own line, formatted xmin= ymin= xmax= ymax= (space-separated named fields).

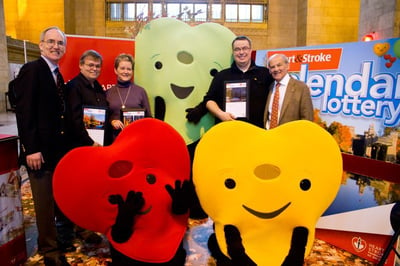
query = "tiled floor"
xmin=0 ymin=111 xmax=377 ymax=265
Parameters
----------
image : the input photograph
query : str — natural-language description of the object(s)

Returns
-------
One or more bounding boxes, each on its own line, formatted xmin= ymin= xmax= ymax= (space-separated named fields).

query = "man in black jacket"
xmin=66 ymin=49 xmax=110 ymax=148
xmin=187 ymin=36 xmax=274 ymax=128
xmin=14 ymin=26 xmax=70 ymax=266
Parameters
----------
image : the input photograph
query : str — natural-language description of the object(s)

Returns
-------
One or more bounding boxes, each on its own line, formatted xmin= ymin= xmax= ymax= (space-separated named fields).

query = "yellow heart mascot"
xmin=193 ymin=120 xmax=342 ymax=265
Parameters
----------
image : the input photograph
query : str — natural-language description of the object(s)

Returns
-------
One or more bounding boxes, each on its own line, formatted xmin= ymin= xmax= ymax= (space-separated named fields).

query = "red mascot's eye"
xmin=146 ymin=174 xmax=156 ymax=184
xmin=108 ymin=160 xmax=133 ymax=178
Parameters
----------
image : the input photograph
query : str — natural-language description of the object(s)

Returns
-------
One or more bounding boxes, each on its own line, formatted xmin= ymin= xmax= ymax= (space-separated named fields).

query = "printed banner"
xmin=0 ymin=136 xmax=26 ymax=266
xmin=256 ymin=38 xmax=400 ymax=265
xmin=256 ymin=38 xmax=400 ymax=140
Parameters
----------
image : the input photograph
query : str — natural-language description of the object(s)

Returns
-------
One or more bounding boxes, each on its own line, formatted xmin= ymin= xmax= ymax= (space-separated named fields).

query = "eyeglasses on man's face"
xmin=43 ymin=39 xmax=65 ymax=47
xmin=233 ymin=46 xmax=251 ymax=53
xmin=84 ymin=63 xmax=102 ymax=69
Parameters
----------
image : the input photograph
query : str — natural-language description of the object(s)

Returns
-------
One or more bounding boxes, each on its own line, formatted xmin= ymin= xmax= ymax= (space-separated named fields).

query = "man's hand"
xmin=26 ymin=152 xmax=44 ymax=170
xmin=92 ymin=142 xmax=102 ymax=147
xmin=217 ymin=111 xmax=236 ymax=122
xmin=206 ymin=100 xmax=235 ymax=122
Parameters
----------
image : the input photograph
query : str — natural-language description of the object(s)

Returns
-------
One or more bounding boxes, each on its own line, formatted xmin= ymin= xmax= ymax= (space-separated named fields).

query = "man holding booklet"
xmin=203 ymin=35 xmax=274 ymax=128
xmin=66 ymin=49 xmax=110 ymax=147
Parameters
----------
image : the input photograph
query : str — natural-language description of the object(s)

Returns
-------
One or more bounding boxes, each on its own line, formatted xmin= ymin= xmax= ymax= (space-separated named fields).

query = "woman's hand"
xmin=111 ymin=119 xmax=124 ymax=130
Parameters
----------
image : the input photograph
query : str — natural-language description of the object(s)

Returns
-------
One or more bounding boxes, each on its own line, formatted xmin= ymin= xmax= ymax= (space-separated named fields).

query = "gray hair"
xmin=265 ymin=53 xmax=289 ymax=68
xmin=40 ymin=26 xmax=67 ymax=45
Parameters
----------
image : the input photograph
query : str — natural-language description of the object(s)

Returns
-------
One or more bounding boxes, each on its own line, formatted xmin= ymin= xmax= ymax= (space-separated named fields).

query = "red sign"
xmin=267 ymin=48 xmax=342 ymax=71
xmin=59 ymin=35 xmax=135 ymax=90
xmin=316 ymin=229 xmax=395 ymax=265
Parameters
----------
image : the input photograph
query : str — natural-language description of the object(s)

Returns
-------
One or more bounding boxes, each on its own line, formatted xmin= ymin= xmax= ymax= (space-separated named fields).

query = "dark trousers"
xmin=28 ymin=170 xmax=73 ymax=260
xmin=187 ymin=140 xmax=208 ymax=219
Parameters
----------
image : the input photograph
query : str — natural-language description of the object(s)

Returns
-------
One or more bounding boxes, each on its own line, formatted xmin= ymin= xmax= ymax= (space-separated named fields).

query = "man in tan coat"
xmin=263 ymin=53 xmax=314 ymax=129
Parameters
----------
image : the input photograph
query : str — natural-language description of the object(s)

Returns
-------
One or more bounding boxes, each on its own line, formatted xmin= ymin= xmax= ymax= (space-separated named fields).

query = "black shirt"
xmin=204 ymin=60 xmax=274 ymax=128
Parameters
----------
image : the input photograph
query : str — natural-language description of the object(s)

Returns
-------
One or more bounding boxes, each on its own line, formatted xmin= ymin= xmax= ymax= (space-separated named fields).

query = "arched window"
xmin=106 ymin=0 xmax=268 ymax=24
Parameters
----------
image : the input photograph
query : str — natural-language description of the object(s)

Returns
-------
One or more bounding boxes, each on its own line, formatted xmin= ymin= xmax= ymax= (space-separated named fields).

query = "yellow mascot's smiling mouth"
xmin=242 ymin=202 xmax=291 ymax=219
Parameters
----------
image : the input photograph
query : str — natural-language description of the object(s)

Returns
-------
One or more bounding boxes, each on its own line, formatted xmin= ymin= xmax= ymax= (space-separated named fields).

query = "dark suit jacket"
xmin=14 ymin=57 xmax=69 ymax=170
xmin=263 ymin=77 xmax=314 ymax=128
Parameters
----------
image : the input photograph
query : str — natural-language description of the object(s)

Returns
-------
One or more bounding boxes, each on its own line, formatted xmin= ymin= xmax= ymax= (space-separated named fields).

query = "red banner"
xmin=59 ymin=35 xmax=135 ymax=90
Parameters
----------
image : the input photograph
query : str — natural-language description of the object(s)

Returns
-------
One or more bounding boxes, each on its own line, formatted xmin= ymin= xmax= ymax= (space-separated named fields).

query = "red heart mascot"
xmin=53 ymin=118 xmax=192 ymax=265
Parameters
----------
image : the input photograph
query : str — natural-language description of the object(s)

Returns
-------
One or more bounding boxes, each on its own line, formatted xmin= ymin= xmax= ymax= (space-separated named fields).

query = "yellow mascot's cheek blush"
xmin=193 ymin=120 xmax=343 ymax=265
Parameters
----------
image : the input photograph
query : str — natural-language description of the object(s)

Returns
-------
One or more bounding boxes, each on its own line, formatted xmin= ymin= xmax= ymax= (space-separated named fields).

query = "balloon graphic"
xmin=373 ymin=42 xmax=390 ymax=57
xmin=393 ymin=39 xmax=400 ymax=58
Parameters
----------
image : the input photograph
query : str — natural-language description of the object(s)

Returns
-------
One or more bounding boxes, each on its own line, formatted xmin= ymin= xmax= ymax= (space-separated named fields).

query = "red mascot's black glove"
xmin=165 ymin=180 xmax=195 ymax=215
xmin=108 ymin=191 xmax=145 ymax=243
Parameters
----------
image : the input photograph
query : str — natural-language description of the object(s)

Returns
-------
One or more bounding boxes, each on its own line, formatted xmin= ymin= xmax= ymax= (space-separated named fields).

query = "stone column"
xmin=0 ymin=0 xmax=10 ymax=112
xmin=359 ymin=0 xmax=400 ymax=40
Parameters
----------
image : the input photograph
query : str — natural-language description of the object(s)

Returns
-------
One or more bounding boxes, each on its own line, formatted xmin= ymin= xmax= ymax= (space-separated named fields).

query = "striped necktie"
xmin=54 ymin=67 xmax=65 ymax=112
xmin=269 ymin=82 xmax=280 ymax=129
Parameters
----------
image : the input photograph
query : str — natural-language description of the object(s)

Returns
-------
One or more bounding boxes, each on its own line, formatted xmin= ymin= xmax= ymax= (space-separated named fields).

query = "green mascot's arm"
xmin=155 ymin=96 xmax=166 ymax=121
xmin=185 ymin=100 xmax=209 ymax=124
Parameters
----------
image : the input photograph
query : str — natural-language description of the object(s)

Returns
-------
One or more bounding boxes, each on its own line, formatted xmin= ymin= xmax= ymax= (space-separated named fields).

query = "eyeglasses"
xmin=84 ymin=63 xmax=102 ymax=69
xmin=233 ymin=46 xmax=251 ymax=53
xmin=43 ymin=39 xmax=65 ymax=47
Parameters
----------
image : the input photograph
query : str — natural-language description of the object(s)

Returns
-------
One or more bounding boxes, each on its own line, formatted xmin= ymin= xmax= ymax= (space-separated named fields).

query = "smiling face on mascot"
xmin=193 ymin=120 xmax=342 ymax=265
xmin=134 ymin=18 xmax=235 ymax=145
xmin=53 ymin=118 xmax=191 ymax=264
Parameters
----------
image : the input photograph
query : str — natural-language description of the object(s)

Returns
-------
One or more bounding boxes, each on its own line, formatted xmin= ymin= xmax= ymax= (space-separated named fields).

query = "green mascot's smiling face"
xmin=134 ymin=18 xmax=235 ymax=144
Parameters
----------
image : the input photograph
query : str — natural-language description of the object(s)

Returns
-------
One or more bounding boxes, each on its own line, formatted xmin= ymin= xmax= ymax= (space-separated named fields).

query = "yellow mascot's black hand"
xmin=224 ymin=224 xmax=256 ymax=266
xmin=282 ymin=226 xmax=308 ymax=266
